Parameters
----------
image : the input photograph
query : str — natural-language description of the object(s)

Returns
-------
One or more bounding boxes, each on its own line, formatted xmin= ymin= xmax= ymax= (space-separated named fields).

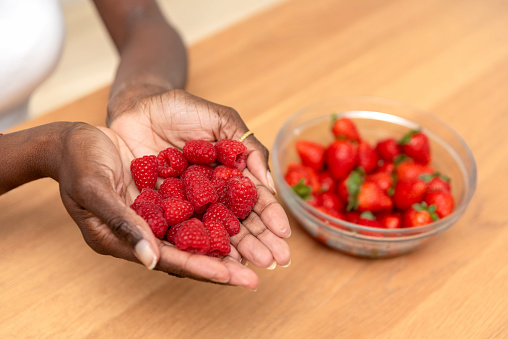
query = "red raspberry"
xmin=203 ymin=203 xmax=240 ymax=236
xmin=166 ymin=223 xmax=182 ymax=244
xmin=134 ymin=202 xmax=168 ymax=238
xmin=183 ymin=140 xmax=217 ymax=165
xmin=157 ymin=147 xmax=188 ymax=178
xmin=130 ymin=188 xmax=162 ymax=210
xmin=159 ymin=178 xmax=186 ymax=200
xmin=226 ymin=176 xmax=257 ymax=219
xmin=211 ymin=178 xmax=228 ymax=205
xmin=203 ymin=220 xmax=231 ymax=257
xmin=184 ymin=172 xmax=218 ymax=213
xmin=130 ymin=155 xmax=158 ymax=191
xmin=211 ymin=165 xmax=242 ymax=182
xmin=173 ymin=218 xmax=210 ymax=254
xmin=161 ymin=198 xmax=194 ymax=226
xmin=214 ymin=139 xmax=247 ymax=171
xmin=181 ymin=164 xmax=214 ymax=181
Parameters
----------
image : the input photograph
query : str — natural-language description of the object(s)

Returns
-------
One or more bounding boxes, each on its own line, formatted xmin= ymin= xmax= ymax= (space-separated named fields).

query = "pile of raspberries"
xmin=130 ymin=139 xmax=258 ymax=257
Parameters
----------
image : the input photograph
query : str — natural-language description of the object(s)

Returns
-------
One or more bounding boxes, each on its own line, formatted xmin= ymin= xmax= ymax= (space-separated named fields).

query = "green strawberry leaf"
xmin=346 ymin=168 xmax=365 ymax=211
xmin=331 ymin=113 xmax=339 ymax=122
xmin=419 ymin=173 xmax=435 ymax=182
xmin=359 ymin=211 xmax=376 ymax=220
xmin=436 ymin=172 xmax=451 ymax=182
xmin=292 ymin=179 xmax=312 ymax=200
xmin=393 ymin=154 xmax=410 ymax=166
xmin=398 ymin=128 xmax=421 ymax=145
xmin=387 ymin=187 xmax=395 ymax=196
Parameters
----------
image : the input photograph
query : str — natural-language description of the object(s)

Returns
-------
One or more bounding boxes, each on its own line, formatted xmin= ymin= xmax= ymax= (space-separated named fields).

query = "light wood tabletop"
xmin=2 ymin=0 xmax=508 ymax=337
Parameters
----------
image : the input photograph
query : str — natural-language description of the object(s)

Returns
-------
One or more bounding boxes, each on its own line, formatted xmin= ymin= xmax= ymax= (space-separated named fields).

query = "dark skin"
xmin=0 ymin=0 xmax=291 ymax=290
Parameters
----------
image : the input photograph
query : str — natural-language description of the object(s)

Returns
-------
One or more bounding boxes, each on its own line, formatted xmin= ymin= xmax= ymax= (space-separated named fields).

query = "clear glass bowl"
xmin=272 ymin=96 xmax=477 ymax=258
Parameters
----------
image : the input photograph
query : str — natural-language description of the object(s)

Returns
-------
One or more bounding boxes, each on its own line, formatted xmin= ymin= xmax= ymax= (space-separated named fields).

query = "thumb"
xmin=240 ymin=132 xmax=277 ymax=195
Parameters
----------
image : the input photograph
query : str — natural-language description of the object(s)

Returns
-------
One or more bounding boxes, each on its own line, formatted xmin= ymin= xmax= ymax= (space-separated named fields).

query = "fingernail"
xmin=134 ymin=239 xmax=157 ymax=270
xmin=267 ymin=260 xmax=277 ymax=270
xmin=281 ymin=259 xmax=291 ymax=268
xmin=266 ymin=170 xmax=277 ymax=195
xmin=284 ymin=228 xmax=292 ymax=239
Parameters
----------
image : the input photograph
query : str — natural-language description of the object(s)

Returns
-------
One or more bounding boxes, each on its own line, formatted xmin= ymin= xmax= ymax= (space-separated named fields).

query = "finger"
xmin=229 ymin=223 xmax=275 ymax=268
xmin=242 ymin=135 xmax=277 ymax=195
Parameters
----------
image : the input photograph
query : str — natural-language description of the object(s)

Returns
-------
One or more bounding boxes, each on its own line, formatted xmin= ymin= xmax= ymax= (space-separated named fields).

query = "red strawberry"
xmin=399 ymin=130 xmax=431 ymax=165
xmin=158 ymin=178 xmax=186 ymax=200
xmin=211 ymin=178 xmax=228 ymax=205
xmin=134 ymin=202 xmax=168 ymax=238
xmin=356 ymin=211 xmax=384 ymax=237
xmin=130 ymin=188 xmax=163 ymax=210
xmin=365 ymin=172 xmax=393 ymax=195
xmin=212 ymin=165 xmax=242 ymax=182
xmin=326 ymin=140 xmax=358 ymax=180
xmin=337 ymin=168 xmax=364 ymax=210
xmin=358 ymin=140 xmax=378 ymax=173
xmin=316 ymin=191 xmax=344 ymax=212
xmin=181 ymin=164 xmax=214 ymax=181
xmin=421 ymin=172 xmax=451 ymax=192
xmin=214 ymin=139 xmax=247 ymax=171
xmin=173 ymin=218 xmax=210 ymax=254
xmin=402 ymin=203 xmax=439 ymax=227
xmin=377 ymin=212 xmax=402 ymax=229
xmin=315 ymin=206 xmax=346 ymax=224
xmin=395 ymin=161 xmax=434 ymax=181
xmin=183 ymin=140 xmax=217 ymax=165
xmin=226 ymin=176 xmax=258 ymax=219
xmin=203 ymin=220 xmax=231 ymax=257
xmin=423 ymin=190 xmax=454 ymax=218
xmin=357 ymin=182 xmax=393 ymax=212
xmin=157 ymin=147 xmax=188 ymax=178
xmin=202 ymin=203 xmax=240 ymax=236
xmin=130 ymin=155 xmax=158 ymax=191
xmin=183 ymin=172 xmax=218 ymax=213
xmin=377 ymin=161 xmax=395 ymax=174
xmin=375 ymin=138 xmax=401 ymax=162
xmin=285 ymin=163 xmax=320 ymax=193
xmin=296 ymin=140 xmax=326 ymax=171
xmin=161 ymin=198 xmax=194 ymax=226
xmin=331 ymin=116 xmax=361 ymax=141
xmin=345 ymin=211 xmax=361 ymax=224
xmin=393 ymin=178 xmax=427 ymax=210
xmin=317 ymin=170 xmax=336 ymax=193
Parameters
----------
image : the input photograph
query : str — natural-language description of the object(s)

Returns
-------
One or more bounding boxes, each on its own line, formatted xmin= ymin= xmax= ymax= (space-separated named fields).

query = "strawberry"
xmin=285 ymin=163 xmax=320 ymax=193
xmin=183 ymin=140 xmax=217 ymax=165
xmin=203 ymin=220 xmax=231 ymax=257
xmin=317 ymin=170 xmax=336 ymax=193
xmin=395 ymin=160 xmax=434 ymax=181
xmin=157 ymin=147 xmax=188 ymax=178
xmin=345 ymin=211 xmax=361 ymax=224
xmin=375 ymin=138 xmax=401 ymax=162
xmin=357 ymin=211 xmax=384 ymax=237
xmin=358 ymin=140 xmax=378 ymax=173
xmin=316 ymin=191 xmax=344 ymax=212
xmin=326 ymin=140 xmax=358 ymax=180
xmin=183 ymin=172 xmax=218 ymax=213
xmin=158 ymin=178 xmax=186 ymax=200
xmin=202 ymin=202 xmax=241 ymax=236
xmin=134 ymin=202 xmax=168 ymax=238
xmin=315 ymin=206 xmax=346 ymax=225
xmin=130 ymin=155 xmax=158 ymax=191
xmin=181 ymin=164 xmax=214 ymax=181
xmin=130 ymin=188 xmax=163 ymax=210
xmin=423 ymin=190 xmax=454 ymax=218
xmin=214 ymin=139 xmax=247 ymax=171
xmin=393 ymin=178 xmax=427 ymax=210
xmin=296 ymin=140 xmax=326 ymax=171
xmin=338 ymin=168 xmax=364 ymax=210
xmin=377 ymin=161 xmax=395 ymax=174
xmin=421 ymin=172 xmax=451 ymax=192
xmin=331 ymin=116 xmax=361 ymax=141
xmin=357 ymin=182 xmax=393 ymax=212
xmin=211 ymin=165 xmax=242 ymax=182
xmin=161 ymin=198 xmax=194 ymax=226
xmin=377 ymin=212 xmax=402 ymax=229
xmin=365 ymin=172 xmax=394 ymax=195
xmin=398 ymin=129 xmax=431 ymax=165
xmin=402 ymin=202 xmax=439 ymax=227
xmin=173 ymin=218 xmax=210 ymax=254
xmin=226 ymin=176 xmax=258 ymax=219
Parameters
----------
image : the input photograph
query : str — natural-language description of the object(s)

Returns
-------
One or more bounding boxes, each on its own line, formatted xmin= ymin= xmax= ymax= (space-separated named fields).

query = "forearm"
xmin=93 ymin=0 xmax=188 ymax=122
xmin=0 ymin=122 xmax=75 ymax=194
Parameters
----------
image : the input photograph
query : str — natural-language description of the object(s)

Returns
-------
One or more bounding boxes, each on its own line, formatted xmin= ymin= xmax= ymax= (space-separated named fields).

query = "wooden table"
xmin=2 ymin=0 xmax=507 ymax=337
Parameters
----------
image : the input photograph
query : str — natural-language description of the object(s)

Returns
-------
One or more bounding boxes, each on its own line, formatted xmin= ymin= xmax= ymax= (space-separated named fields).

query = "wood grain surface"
xmin=2 ymin=0 xmax=508 ymax=337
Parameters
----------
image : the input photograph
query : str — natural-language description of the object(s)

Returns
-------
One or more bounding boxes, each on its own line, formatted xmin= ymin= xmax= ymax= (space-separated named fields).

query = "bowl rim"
xmin=272 ymin=96 xmax=477 ymax=239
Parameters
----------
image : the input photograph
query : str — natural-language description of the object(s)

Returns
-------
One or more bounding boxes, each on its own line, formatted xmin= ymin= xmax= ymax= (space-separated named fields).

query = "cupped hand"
xmin=108 ymin=89 xmax=291 ymax=269
xmin=57 ymin=122 xmax=259 ymax=289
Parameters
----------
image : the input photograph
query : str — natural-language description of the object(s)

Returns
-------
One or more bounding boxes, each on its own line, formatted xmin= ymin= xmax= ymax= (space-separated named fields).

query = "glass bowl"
xmin=272 ymin=96 xmax=477 ymax=258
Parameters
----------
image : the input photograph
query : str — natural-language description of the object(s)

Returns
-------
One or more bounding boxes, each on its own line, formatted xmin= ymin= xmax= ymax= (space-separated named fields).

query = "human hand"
xmin=107 ymin=89 xmax=291 ymax=269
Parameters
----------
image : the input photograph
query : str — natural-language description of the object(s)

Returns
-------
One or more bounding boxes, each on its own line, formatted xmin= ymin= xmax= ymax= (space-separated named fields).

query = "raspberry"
xmin=130 ymin=155 xmax=158 ymax=191
xmin=184 ymin=172 xmax=218 ymax=213
xmin=134 ymin=202 xmax=168 ymax=238
xmin=203 ymin=220 xmax=231 ymax=257
xmin=159 ymin=177 xmax=186 ymax=200
xmin=161 ymin=198 xmax=194 ymax=226
xmin=211 ymin=178 xmax=228 ymax=205
xmin=183 ymin=140 xmax=217 ymax=165
xmin=166 ymin=223 xmax=182 ymax=244
xmin=214 ymin=139 xmax=247 ymax=171
xmin=157 ymin=147 xmax=188 ymax=178
xmin=173 ymin=218 xmax=210 ymax=255
xmin=181 ymin=164 xmax=214 ymax=181
xmin=130 ymin=188 xmax=163 ymax=210
xmin=226 ymin=176 xmax=257 ymax=219
xmin=211 ymin=165 xmax=242 ymax=182
xmin=203 ymin=202 xmax=240 ymax=236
